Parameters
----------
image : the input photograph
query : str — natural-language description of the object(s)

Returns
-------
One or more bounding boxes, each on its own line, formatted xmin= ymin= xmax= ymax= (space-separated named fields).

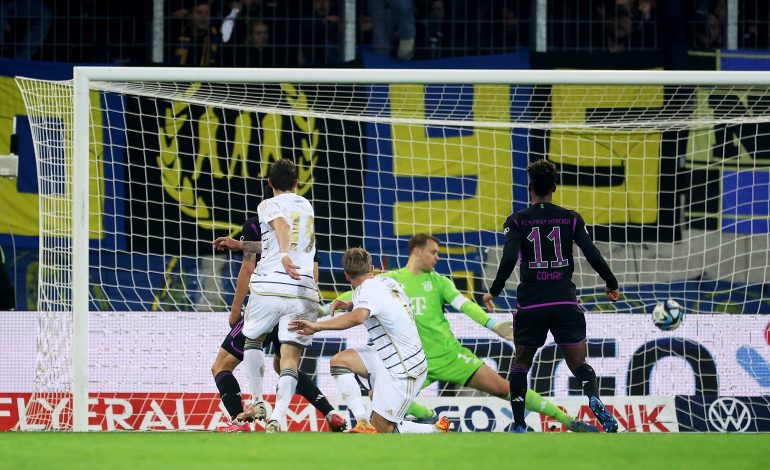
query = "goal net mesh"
xmin=14 ymin=75 xmax=770 ymax=432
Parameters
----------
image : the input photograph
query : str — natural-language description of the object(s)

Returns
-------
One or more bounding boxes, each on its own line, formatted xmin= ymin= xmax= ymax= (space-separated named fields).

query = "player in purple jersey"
xmin=211 ymin=216 xmax=346 ymax=432
xmin=482 ymin=159 xmax=621 ymax=433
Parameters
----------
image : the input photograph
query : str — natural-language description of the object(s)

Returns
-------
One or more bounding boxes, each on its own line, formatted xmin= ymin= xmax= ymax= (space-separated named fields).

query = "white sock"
xmin=396 ymin=420 xmax=439 ymax=434
xmin=243 ymin=347 xmax=265 ymax=403
xmin=271 ymin=368 xmax=298 ymax=425
xmin=331 ymin=366 xmax=368 ymax=422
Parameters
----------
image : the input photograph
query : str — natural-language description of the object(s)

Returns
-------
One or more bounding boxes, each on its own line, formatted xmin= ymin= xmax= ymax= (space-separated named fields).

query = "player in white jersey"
xmin=290 ymin=247 xmax=450 ymax=434
xmin=241 ymin=159 xmax=320 ymax=433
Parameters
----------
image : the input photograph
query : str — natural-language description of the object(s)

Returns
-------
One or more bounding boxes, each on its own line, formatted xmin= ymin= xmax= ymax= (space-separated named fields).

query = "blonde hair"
xmin=342 ymin=247 xmax=372 ymax=278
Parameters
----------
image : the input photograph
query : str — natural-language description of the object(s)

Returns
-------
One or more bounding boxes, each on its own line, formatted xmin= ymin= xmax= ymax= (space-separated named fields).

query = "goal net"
xmin=12 ymin=69 xmax=770 ymax=432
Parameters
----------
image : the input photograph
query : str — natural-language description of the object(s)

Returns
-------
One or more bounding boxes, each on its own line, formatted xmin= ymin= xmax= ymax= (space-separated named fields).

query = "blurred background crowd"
xmin=1 ymin=0 xmax=768 ymax=68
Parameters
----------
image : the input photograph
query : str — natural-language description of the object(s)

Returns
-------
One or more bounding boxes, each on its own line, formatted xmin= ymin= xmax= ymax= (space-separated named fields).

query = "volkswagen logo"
xmin=707 ymin=397 xmax=752 ymax=432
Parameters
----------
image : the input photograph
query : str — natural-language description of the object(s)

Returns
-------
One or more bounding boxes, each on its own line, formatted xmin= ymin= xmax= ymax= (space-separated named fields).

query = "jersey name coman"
xmin=252 ymin=193 xmax=318 ymax=300
xmin=353 ymin=275 xmax=427 ymax=379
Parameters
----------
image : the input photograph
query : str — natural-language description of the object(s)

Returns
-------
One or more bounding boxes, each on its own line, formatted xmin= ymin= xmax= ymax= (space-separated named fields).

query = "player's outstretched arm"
xmin=573 ymin=215 xmax=620 ymax=302
xmin=440 ymin=275 xmax=514 ymax=341
xmin=213 ymin=234 xmax=261 ymax=326
xmin=229 ymin=250 xmax=257 ymax=326
xmin=463 ymin=300 xmax=513 ymax=340
xmin=329 ymin=297 xmax=354 ymax=314
xmin=289 ymin=308 xmax=370 ymax=334
xmin=213 ymin=236 xmax=244 ymax=252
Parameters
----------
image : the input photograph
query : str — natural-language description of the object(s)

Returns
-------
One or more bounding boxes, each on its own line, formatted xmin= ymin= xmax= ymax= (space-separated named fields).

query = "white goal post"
xmin=14 ymin=67 xmax=770 ymax=432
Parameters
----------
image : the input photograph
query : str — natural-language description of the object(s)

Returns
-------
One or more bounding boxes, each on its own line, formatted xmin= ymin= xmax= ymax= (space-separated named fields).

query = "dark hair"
xmin=342 ymin=247 xmax=372 ymax=278
xmin=407 ymin=233 xmax=441 ymax=254
xmin=527 ymin=159 xmax=558 ymax=197
xmin=268 ymin=159 xmax=298 ymax=191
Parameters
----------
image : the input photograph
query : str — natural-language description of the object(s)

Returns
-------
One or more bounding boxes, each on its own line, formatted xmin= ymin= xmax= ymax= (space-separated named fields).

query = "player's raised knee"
xmin=330 ymin=352 xmax=347 ymax=368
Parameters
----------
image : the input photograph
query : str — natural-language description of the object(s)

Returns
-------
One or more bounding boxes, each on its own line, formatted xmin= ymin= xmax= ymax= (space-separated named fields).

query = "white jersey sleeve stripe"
xmin=450 ymin=294 xmax=469 ymax=311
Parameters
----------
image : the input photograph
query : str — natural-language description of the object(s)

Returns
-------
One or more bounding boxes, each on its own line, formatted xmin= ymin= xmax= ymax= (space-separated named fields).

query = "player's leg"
xmin=463 ymin=362 xmax=588 ymax=430
xmin=212 ymin=319 xmax=250 ymax=431
xmin=350 ymin=348 xmax=445 ymax=434
xmin=465 ymin=363 xmax=507 ymax=398
xmin=330 ymin=348 xmax=372 ymax=429
xmin=562 ymin=341 xmax=617 ymax=432
xmin=556 ymin=305 xmax=618 ymax=433
xmin=373 ymin=411 xmax=448 ymax=434
xmin=241 ymin=325 xmax=280 ymax=421
xmin=509 ymin=345 xmax=537 ymax=432
xmin=266 ymin=341 xmax=302 ymax=431
xmin=211 ymin=346 xmax=247 ymax=430
xmin=240 ymin=296 xmax=283 ymax=423
xmin=267 ymin=300 xmax=319 ymax=431
xmin=370 ymin=412 xmax=397 ymax=433
xmin=404 ymin=376 xmax=435 ymax=422
xmin=405 ymin=402 xmax=434 ymax=420
xmin=507 ymin=308 xmax=549 ymax=432
xmin=369 ymin=369 xmax=447 ymax=434
xmin=239 ymin=335 xmax=267 ymax=421
xmin=270 ymin=327 xmax=347 ymax=431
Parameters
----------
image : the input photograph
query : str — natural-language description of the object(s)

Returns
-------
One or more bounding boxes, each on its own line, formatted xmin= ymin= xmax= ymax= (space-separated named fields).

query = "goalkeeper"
xmin=334 ymin=234 xmax=596 ymax=432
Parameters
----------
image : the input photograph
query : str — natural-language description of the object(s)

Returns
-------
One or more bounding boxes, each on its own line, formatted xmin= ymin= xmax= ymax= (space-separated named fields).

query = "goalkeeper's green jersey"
xmin=382 ymin=269 xmax=477 ymax=362
xmin=334 ymin=268 xmax=492 ymax=365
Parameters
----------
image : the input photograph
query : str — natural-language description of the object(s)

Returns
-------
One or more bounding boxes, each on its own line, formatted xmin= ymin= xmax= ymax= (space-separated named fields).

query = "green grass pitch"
xmin=0 ymin=433 xmax=766 ymax=470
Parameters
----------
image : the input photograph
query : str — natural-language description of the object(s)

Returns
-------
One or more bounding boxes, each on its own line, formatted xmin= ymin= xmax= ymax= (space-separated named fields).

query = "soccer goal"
xmin=13 ymin=68 xmax=770 ymax=432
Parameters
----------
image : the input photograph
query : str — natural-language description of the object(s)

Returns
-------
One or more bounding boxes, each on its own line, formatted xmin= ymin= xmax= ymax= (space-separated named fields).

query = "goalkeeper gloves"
xmin=485 ymin=318 xmax=514 ymax=341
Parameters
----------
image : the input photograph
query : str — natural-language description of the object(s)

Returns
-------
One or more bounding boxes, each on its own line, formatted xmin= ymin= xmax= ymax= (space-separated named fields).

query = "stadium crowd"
xmin=1 ymin=0 xmax=767 ymax=66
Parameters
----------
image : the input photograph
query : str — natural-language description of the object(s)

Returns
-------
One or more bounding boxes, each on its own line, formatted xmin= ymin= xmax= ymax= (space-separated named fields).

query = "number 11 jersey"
xmin=488 ymin=202 xmax=618 ymax=308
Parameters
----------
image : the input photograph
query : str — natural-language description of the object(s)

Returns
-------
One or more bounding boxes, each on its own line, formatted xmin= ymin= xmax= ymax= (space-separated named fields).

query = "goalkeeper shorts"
xmin=423 ymin=346 xmax=484 ymax=388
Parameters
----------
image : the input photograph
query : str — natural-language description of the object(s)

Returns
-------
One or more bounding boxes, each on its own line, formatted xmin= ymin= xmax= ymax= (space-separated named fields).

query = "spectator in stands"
xmin=599 ymin=0 xmax=657 ymax=53
xmin=740 ymin=1 xmax=769 ymax=49
xmin=606 ymin=3 xmax=633 ymax=52
xmin=368 ymin=0 xmax=416 ymax=60
xmin=425 ymin=0 xmax=447 ymax=59
xmin=357 ymin=0 xmax=374 ymax=47
xmin=695 ymin=0 xmax=724 ymax=50
xmin=226 ymin=18 xmax=274 ymax=67
xmin=219 ymin=0 xmax=259 ymax=44
xmin=495 ymin=0 xmax=530 ymax=52
xmin=171 ymin=0 xmax=222 ymax=66
xmin=636 ymin=0 xmax=657 ymax=48
xmin=658 ymin=0 xmax=687 ymax=68
xmin=699 ymin=13 xmax=723 ymax=49
xmin=741 ymin=20 xmax=769 ymax=50
xmin=299 ymin=0 xmax=339 ymax=66
xmin=0 ymin=0 xmax=51 ymax=60
xmin=168 ymin=0 xmax=193 ymax=53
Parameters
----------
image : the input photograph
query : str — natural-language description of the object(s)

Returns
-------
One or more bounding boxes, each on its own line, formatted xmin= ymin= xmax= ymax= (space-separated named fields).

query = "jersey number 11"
xmin=527 ymin=226 xmax=569 ymax=269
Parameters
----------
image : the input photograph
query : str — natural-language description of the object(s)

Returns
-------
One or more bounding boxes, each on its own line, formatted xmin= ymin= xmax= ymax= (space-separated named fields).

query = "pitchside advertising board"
xmin=1 ymin=313 xmax=768 ymax=431
xmin=0 ymin=394 xmax=679 ymax=433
